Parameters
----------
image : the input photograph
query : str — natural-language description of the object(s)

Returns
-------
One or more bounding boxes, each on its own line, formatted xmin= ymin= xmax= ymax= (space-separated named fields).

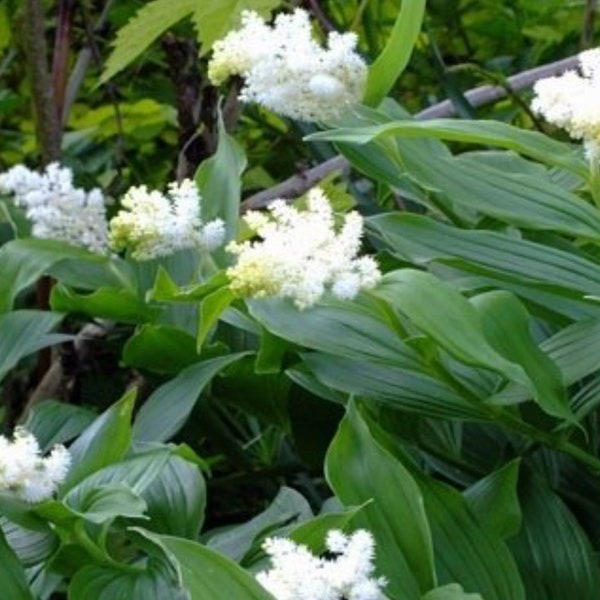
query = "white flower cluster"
xmin=227 ymin=188 xmax=381 ymax=309
xmin=0 ymin=163 xmax=108 ymax=253
xmin=256 ymin=529 xmax=387 ymax=600
xmin=532 ymin=48 xmax=600 ymax=158
xmin=108 ymin=179 xmax=225 ymax=261
xmin=208 ymin=9 xmax=367 ymax=122
xmin=0 ymin=429 xmax=70 ymax=503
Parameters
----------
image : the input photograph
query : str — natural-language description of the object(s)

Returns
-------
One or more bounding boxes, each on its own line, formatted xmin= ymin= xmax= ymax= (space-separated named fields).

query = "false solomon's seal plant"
xmin=0 ymin=0 xmax=599 ymax=599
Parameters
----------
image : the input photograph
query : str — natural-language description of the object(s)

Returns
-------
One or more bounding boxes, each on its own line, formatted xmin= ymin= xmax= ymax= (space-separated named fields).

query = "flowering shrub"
xmin=1 ymin=1 xmax=600 ymax=600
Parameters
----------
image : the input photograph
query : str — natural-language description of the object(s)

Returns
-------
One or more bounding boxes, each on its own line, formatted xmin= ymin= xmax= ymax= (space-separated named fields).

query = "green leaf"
xmin=63 ymin=449 xmax=172 ymax=513
xmin=509 ymin=472 xmax=600 ymax=600
xmin=149 ymin=269 xmax=229 ymax=303
xmin=135 ymin=530 xmax=275 ymax=599
xmin=24 ymin=401 xmax=96 ymax=454
xmin=309 ymin=118 xmax=587 ymax=177
xmin=471 ymin=291 xmax=571 ymax=419
xmin=197 ymin=286 xmax=235 ymax=349
xmin=0 ymin=238 xmax=126 ymax=314
xmin=369 ymin=214 xmax=600 ymax=301
xmin=133 ymin=354 xmax=246 ymax=442
xmin=77 ymin=483 xmax=147 ymax=524
xmin=61 ymin=390 xmax=136 ymax=492
xmin=374 ymin=270 xmax=531 ymax=388
xmin=420 ymin=477 xmax=525 ymax=599
xmin=1 ymin=515 xmax=58 ymax=567
xmin=304 ymin=352 xmax=487 ymax=419
xmin=0 ymin=310 xmax=70 ymax=382
xmin=195 ymin=110 xmax=246 ymax=252
xmin=191 ymin=0 xmax=283 ymax=57
xmin=69 ymin=559 xmax=188 ymax=600
xmin=364 ymin=0 xmax=426 ymax=106
xmin=464 ymin=460 xmax=522 ymax=540
xmin=50 ymin=285 xmax=159 ymax=324
xmin=101 ymin=0 xmax=198 ymax=83
xmin=325 ymin=402 xmax=435 ymax=598
xmin=287 ymin=505 xmax=366 ymax=554
xmin=422 ymin=584 xmax=483 ymax=600
xmin=0 ymin=527 xmax=34 ymax=600
xmin=248 ymin=298 xmax=425 ymax=369
xmin=207 ymin=487 xmax=313 ymax=563
xmin=123 ymin=325 xmax=200 ymax=375
xmin=142 ymin=455 xmax=206 ymax=539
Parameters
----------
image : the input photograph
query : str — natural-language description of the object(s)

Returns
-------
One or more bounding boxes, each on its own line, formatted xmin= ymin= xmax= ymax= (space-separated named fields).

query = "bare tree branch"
xmin=22 ymin=0 xmax=61 ymax=164
xmin=241 ymin=55 xmax=579 ymax=211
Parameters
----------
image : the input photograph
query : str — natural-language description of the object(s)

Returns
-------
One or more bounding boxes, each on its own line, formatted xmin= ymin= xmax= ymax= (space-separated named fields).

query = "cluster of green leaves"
xmin=1 ymin=0 xmax=600 ymax=599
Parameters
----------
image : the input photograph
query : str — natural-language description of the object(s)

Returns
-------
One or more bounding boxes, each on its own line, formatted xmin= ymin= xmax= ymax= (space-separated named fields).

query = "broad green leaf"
xmin=420 ymin=477 xmax=525 ymax=600
xmin=50 ymin=285 xmax=159 ymax=324
xmin=101 ymin=0 xmax=198 ymax=83
xmin=356 ymin=410 xmax=525 ymax=599
xmin=149 ymin=269 xmax=229 ymax=303
xmin=248 ymin=298 xmax=425 ymax=370
xmin=0 ymin=238 xmax=128 ymax=313
xmin=0 ymin=310 xmax=70 ymax=382
xmin=1 ymin=516 xmax=58 ymax=567
xmin=541 ymin=319 xmax=600 ymax=386
xmin=369 ymin=214 xmax=600 ymax=299
xmin=287 ymin=506 xmax=364 ymax=553
xmin=422 ymin=584 xmax=482 ymax=600
xmin=207 ymin=487 xmax=313 ymax=563
xmin=123 ymin=325 xmax=200 ymax=375
xmin=471 ymin=291 xmax=571 ymax=420
xmin=326 ymin=402 xmax=435 ymax=598
xmin=195 ymin=111 xmax=246 ymax=254
xmin=464 ymin=460 xmax=522 ymax=539
xmin=69 ymin=559 xmax=188 ymax=600
xmin=24 ymin=401 xmax=96 ymax=453
xmin=191 ymin=0 xmax=283 ymax=57
xmin=364 ymin=0 xmax=426 ymax=106
xmin=133 ymin=354 xmax=246 ymax=442
xmin=136 ymin=530 xmax=275 ymax=599
xmin=197 ymin=286 xmax=235 ymax=349
xmin=64 ymin=449 xmax=172 ymax=513
xmin=142 ymin=455 xmax=206 ymax=539
xmin=304 ymin=352 xmax=488 ymax=419
xmin=74 ymin=483 xmax=148 ymax=524
xmin=374 ymin=270 xmax=531 ymax=389
xmin=61 ymin=389 xmax=136 ymax=492
xmin=509 ymin=472 xmax=600 ymax=600
xmin=0 ymin=527 xmax=34 ymax=599
xmin=309 ymin=118 xmax=587 ymax=177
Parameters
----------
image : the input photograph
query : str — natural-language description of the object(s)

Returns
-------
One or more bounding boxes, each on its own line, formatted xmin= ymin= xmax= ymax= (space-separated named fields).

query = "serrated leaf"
xmin=101 ymin=0 xmax=198 ymax=83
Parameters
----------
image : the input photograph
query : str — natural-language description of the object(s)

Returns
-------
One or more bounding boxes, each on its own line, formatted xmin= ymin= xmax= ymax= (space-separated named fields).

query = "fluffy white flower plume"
xmin=0 ymin=163 xmax=108 ymax=252
xmin=531 ymin=48 xmax=600 ymax=157
xmin=227 ymin=188 xmax=381 ymax=309
xmin=256 ymin=529 xmax=387 ymax=600
xmin=0 ymin=428 xmax=71 ymax=503
xmin=208 ymin=9 xmax=367 ymax=122
xmin=108 ymin=179 xmax=225 ymax=260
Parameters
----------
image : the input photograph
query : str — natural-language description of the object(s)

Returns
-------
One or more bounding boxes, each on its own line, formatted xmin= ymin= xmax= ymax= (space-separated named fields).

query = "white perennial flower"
xmin=0 ymin=428 xmax=71 ymax=503
xmin=227 ymin=188 xmax=381 ymax=309
xmin=0 ymin=163 xmax=108 ymax=252
xmin=208 ymin=9 xmax=367 ymax=122
xmin=108 ymin=179 xmax=225 ymax=260
xmin=531 ymin=48 xmax=600 ymax=157
xmin=256 ymin=529 xmax=387 ymax=600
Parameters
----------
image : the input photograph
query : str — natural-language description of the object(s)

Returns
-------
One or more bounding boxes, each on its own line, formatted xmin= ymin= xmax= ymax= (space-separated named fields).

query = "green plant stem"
xmin=435 ymin=361 xmax=600 ymax=473
xmin=496 ymin=411 xmax=600 ymax=473
xmin=73 ymin=521 xmax=143 ymax=574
